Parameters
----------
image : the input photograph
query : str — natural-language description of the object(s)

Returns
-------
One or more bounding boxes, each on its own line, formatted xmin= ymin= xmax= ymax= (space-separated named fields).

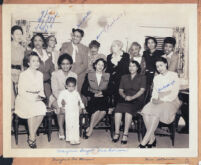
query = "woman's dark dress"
xmin=142 ymin=49 xmax=163 ymax=86
xmin=105 ymin=52 xmax=130 ymax=106
xmin=115 ymin=74 xmax=146 ymax=116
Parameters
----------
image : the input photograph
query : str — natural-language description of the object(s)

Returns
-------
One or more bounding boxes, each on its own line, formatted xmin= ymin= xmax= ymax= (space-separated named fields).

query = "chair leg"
xmin=109 ymin=114 xmax=115 ymax=139
xmin=137 ymin=118 xmax=141 ymax=142
xmin=14 ymin=114 xmax=19 ymax=145
xmin=47 ymin=114 xmax=52 ymax=142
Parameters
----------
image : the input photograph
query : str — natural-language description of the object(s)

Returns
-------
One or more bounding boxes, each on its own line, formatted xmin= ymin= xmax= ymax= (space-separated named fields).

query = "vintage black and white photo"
xmin=3 ymin=4 xmax=197 ymax=157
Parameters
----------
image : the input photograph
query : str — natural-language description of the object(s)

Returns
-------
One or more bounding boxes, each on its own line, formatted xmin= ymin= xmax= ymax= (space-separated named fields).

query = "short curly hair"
xmin=57 ymin=53 xmax=73 ymax=68
xmin=11 ymin=25 xmax=23 ymax=35
xmin=92 ymin=58 xmax=107 ymax=71
xmin=145 ymin=37 xmax=157 ymax=50
xmin=30 ymin=33 xmax=46 ymax=49
xmin=23 ymin=51 xmax=39 ymax=68
xmin=129 ymin=60 xmax=141 ymax=74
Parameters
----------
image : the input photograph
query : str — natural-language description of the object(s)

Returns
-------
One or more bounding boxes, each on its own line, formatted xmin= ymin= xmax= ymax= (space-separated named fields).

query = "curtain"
xmin=173 ymin=27 xmax=186 ymax=78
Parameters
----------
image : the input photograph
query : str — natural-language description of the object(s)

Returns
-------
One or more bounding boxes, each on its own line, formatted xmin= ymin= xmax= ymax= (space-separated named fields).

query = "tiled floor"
xmin=12 ymin=128 xmax=189 ymax=149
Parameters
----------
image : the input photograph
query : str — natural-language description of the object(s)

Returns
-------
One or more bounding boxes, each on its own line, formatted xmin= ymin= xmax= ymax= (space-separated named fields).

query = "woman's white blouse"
xmin=96 ymin=72 xmax=102 ymax=86
xmin=151 ymin=71 xmax=180 ymax=102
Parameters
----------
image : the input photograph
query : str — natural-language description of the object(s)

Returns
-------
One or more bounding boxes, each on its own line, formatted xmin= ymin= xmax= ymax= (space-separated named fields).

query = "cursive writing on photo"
xmin=158 ymin=80 xmax=175 ymax=92
xmin=96 ymin=11 xmax=126 ymax=40
xmin=35 ymin=9 xmax=58 ymax=33
xmin=77 ymin=11 xmax=92 ymax=28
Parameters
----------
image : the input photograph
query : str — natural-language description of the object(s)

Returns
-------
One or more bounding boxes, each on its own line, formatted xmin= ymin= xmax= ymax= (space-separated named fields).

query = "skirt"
xmin=87 ymin=97 xmax=108 ymax=114
xmin=115 ymin=100 xmax=143 ymax=116
xmin=141 ymin=98 xmax=181 ymax=124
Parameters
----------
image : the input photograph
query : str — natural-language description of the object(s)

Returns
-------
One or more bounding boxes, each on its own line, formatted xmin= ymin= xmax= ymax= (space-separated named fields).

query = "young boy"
xmin=57 ymin=77 xmax=86 ymax=145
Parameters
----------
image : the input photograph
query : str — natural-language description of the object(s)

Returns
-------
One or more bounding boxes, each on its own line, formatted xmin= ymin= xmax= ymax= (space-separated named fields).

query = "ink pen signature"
xmin=35 ymin=9 xmax=58 ymax=32
xmin=158 ymin=80 xmax=175 ymax=92
xmin=77 ymin=11 xmax=92 ymax=28
xmin=96 ymin=11 xmax=126 ymax=40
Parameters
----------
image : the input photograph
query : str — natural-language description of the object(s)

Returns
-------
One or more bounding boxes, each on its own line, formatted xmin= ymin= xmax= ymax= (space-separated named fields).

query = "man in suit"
xmin=60 ymin=28 xmax=89 ymax=93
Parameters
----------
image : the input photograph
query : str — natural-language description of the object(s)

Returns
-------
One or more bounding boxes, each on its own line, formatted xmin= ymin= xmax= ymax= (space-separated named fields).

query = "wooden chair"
xmin=12 ymin=108 xmax=56 ymax=145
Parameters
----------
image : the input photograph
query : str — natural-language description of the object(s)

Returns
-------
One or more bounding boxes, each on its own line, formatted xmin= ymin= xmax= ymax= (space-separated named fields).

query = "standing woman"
xmin=60 ymin=28 xmax=88 ymax=93
xmin=46 ymin=35 xmax=60 ymax=70
xmin=30 ymin=33 xmax=55 ymax=104
xmin=113 ymin=61 xmax=146 ymax=144
xmin=15 ymin=52 xmax=46 ymax=148
xmin=128 ymin=42 xmax=146 ymax=74
xmin=81 ymin=58 xmax=113 ymax=138
xmin=142 ymin=37 xmax=163 ymax=86
xmin=50 ymin=54 xmax=77 ymax=140
xmin=106 ymin=40 xmax=130 ymax=107
xmin=11 ymin=25 xmax=25 ymax=110
xmin=139 ymin=57 xmax=180 ymax=148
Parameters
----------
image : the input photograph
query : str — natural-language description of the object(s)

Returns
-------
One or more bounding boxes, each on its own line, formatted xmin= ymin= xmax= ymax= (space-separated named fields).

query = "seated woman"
xmin=81 ymin=58 xmax=112 ymax=139
xmin=139 ymin=57 xmax=181 ymax=148
xmin=88 ymin=40 xmax=106 ymax=73
xmin=113 ymin=61 xmax=146 ymax=144
xmin=162 ymin=37 xmax=179 ymax=72
xmin=50 ymin=54 xmax=77 ymax=140
xmin=14 ymin=52 xmax=47 ymax=148
xmin=30 ymin=33 xmax=55 ymax=104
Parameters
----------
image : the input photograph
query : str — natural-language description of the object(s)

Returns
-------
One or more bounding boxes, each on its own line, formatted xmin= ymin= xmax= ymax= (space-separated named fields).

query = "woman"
xmin=60 ymin=28 xmax=88 ymax=93
xmin=139 ymin=57 xmax=180 ymax=148
xmin=81 ymin=58 xmax=112 ymax=138
xmin=88 ymin=40 xmax=106 ymax=73
xmin=142 ymin=37 xmax=163 ymax=86
xmin=15 ymin=52 xmax=46 ymax=148
xmin=128 ymin=42 xmax=146 ymax=74
xmin=113 ymin=61 xmax=146 ymax=144
xmin=162 ymin=37 xmax=179 ymax=72
xmin=11 ymin=25 xmax=25 ymax=110
xmin=106 ymin=40 xmax=130 ymax=107
xmin=50 ymin=54 xmax=77 ymax=140
xmin=30 ymin=33 xmax=55 ymax=104
xmin=46 ymin=35 xmax=60 ymax=70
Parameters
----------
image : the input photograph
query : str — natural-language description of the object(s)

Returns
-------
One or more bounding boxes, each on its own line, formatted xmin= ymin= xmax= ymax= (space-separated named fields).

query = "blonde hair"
xmin=128 ymin=42 xmax=141 ymax=54
xmin=112 ymin=40 xmax=123 ymax=50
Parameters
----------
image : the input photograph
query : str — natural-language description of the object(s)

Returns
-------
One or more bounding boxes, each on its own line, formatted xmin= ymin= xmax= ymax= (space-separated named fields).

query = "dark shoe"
xmin=147 ymin=138 xmax=157 ymax=148
xmin=112 ymin=133 xmax=120 ymax=143
xmin=178 ymin=126 xmax=189 ymax=134
xmin=121 ymin=134 xmax=128 ymax=144
xmin=27 ymin=139 xmax=37 ymax=149
xmin=138 ymin=144 xmax=146 ymax=148
xmin=83 ymin=131 xmax=89 ymax=139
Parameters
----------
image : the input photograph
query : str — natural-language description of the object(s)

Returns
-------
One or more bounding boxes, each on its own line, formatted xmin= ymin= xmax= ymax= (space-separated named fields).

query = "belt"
xmin=11 ymin=65 xmax=21 ymax=70
xmin=44 ymin=79 xmax=51 ymax=84
xmin=145 ymin=70 xmax=154 ymax=74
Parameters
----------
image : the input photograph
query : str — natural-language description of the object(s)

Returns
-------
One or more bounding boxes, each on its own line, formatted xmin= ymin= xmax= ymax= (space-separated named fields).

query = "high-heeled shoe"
xmin=27 ymin=138 xmax=37 ymax=149
xmin=121 ymin=134 xmax=128 ymax=144
xmin=138 ymin=144 xmax=146 ymax=148
xmin=147 ymin=139 xmax=157 ymax=148
xmin=112 ymin=133 xmax=120 ymax=143
xmin=58 ymin=133 xmax=65 ymax=140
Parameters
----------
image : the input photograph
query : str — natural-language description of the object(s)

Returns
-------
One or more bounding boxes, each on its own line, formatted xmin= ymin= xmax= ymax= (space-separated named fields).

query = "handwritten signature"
xmin=96 ymin=11 xmax=126 ymax=40
xmin=35 ymin=9 xmax=58 ymax=32
xmin=158 ymin=80 xmax=175 ymax=92
xmin=77 ymin=11 xmax=92 ymax=28
xmin=57 ymin=148 xmax=129 ymax=156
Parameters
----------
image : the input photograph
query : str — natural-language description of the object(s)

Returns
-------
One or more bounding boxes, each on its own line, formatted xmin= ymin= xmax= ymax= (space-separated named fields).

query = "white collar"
xmin=33 ymin=48 xmax=49 ymax=62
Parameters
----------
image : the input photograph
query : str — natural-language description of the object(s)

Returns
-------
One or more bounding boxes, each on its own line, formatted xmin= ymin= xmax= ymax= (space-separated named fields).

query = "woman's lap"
xmin=141 ymin=101 xmax=179 ymax=124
